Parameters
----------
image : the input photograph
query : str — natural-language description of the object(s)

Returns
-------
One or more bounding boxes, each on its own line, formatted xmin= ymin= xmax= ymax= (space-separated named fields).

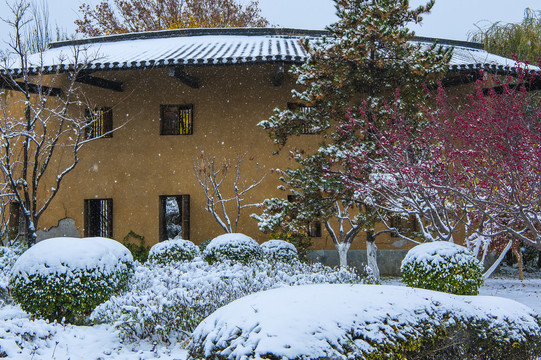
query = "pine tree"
xmin=255 ymin=0 xmax=451 ymax=277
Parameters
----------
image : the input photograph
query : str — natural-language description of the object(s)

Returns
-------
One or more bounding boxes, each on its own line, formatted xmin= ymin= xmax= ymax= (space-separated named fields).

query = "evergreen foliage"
xmin=148 ymin=238 xmax=200 ymax=265
xmin=0 ymin=247 xmax=18 ymax=305
xmin=256 ymin=0 xmax=451 ymax=270
xmin=469 ymin=8 xmax=541 ymax=64
xmin=92 ymin=259 xmax=369 ymax=343
xmin=401 ymin=242 xmax=484 ymax=295
xmin=203 ymin=233 xmax=263 ymax=264
xmin=188 ymin=284 xmax=541 ymax=360
xmin=261 ymin=239 xmax=299 ymax=263
xmin=122 ymin=231 xmax=150 ymax=263
xmin=9 ymin=238 xmax=134 ymax=324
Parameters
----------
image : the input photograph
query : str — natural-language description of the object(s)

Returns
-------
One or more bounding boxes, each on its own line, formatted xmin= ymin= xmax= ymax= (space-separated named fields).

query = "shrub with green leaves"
xmin=188 ymin=284 xmax=541 ymax=360
xmin=261 ymin=240 xmax=299 ymax=262
xmin=203 ymin=233 xmax=263 ymax=264
xmin=122 ymin=231 xmax=150 ymax=263
xmin=401 ymin=241 xmax=484 ymax=295
xmin=198 ymin=239 xmax=212 ymax=252
xmin=148 ymin=239 xmax=200 ymax=265
xmin=0 ymin=246 xmax=19 ymax=305
xmin=91 ymin=258 xmax=370 ymax=344
xmin=9 ymin=237 xmax=133 ymax=324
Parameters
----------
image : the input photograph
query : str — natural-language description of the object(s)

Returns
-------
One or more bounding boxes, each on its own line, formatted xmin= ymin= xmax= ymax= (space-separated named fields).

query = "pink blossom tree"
xmin=339 ymin=68 xmax=541 ymax=278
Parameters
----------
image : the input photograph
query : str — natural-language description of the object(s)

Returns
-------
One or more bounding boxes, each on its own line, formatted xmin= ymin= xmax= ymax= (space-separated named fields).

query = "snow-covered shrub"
xmin=198 ymin=239 xmax=212 ymax=252
xmin=261 ymin=239 xmax=298 ymax=262
xmin=10 ymin=237 xmax=133 ymax=324
xmin=91 ymin=259 xmax=373 ymax=344
xmin=189 ymin=284 xmax=541 ymax=360
xmin=0 ymin=247 xmax=19 ymax=305
xmin=203 ymin=233 xmax=263 ymax=264
xmin=148 ymin=239 xmax=200 ymax=265
xmin=401 ymin=241 xmax=484 ymax=295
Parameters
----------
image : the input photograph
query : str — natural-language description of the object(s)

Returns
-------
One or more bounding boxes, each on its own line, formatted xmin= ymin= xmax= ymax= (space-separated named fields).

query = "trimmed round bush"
xmin=261 ymin=240 xmax=299 ymax=262
xmin=189 ymin=284 xmax=541 ymax=360
xmin=401 ymin=241 xmax=484 ymax=295
xmin=203 ymin=233 xmax=263 ymax=264
xmin=10 ymin=237 xmax=133 ymax=324
xmin=148 ymin=239 xmax=200 ymax=265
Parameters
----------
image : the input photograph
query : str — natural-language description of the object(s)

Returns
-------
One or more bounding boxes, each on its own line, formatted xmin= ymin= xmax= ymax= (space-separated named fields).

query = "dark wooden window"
xmin=287 ymin=102 xmax=317 ymax=134
xmin=287 ymin=195 xmax=322 ymax=238
xmin=9 ymin=201 xmax=26 ymax=237
xmin=85 ymin=107 xmax=113 ymax=139
xmin=84 ymin=198 xmax=113 ymax=238
xmin=159 ymin=195 xmax=190 ymax=241
xmin=160 ymin=104 xmax=193 ymax=135
xmin=390 ymin=215 xmax=419 ymax=237
xmin=307 ymin=221 xmax=322 ymax=238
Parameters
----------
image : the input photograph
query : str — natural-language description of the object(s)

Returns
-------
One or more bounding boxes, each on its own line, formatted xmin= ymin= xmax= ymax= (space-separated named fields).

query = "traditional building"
xmin=1 ymin=28 xmax=521 ymax=272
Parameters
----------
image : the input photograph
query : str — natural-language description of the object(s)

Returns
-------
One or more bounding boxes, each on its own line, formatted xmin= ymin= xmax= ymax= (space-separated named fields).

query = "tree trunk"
xmin=337 ymin=242 xmax=350 ymax=268
xmin=483 ymin=239 xmax=512 ymax=279
xmin=513 ymin=247 xmax=524 ymax=281
xmin=366 ymin=232 xmax=380 ymax=281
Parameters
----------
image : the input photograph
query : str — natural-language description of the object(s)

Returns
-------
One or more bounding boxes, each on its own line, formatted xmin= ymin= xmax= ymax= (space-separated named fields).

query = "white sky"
xmin=0 ymin=0 xmax=540 ymax=48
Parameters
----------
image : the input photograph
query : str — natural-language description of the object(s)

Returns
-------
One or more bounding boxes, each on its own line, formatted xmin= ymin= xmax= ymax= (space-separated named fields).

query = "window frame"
xmin=84 ymin=107 xmax=113 ymax=139
xmin=158 ymin=194 xmax=190 ymax=241
xmin=84 ymin=198 xmax=113 ymax=238
xmin=390 ymin=215 xmax=419 ymax=237
xmin=287 ymin=102 xmax=317 ymax=135
xmin=160 ymin=104 xmax=194 ymax=135
xmin=9 ymin=201 xmax=26 ymax=238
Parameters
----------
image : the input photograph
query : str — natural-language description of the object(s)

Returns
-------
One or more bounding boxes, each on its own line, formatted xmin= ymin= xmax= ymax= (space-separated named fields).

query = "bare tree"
xmin=76 ymin=0 xmax=269 ymax=37
xmin=193 ymin=152 xmax=265 ymax=233
xmin=0 ymin=0 xmax=116 ymax=246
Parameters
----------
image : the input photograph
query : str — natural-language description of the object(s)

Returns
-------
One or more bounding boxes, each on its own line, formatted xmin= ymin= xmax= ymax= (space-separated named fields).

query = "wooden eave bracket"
xmin=483 ymin=79 xmax=541 ymax=95
xmin=440 ymin=72 xmax=483 ymax=88
xmin=273 ymin=62 xmax=285 ymax=86
xmin=0 ymin=76 xmax=63 ymax=97
xmin=169 ymin=67 xmax=200 ymax=89
xmin=75 ymin=73 xmax=124 ymax=92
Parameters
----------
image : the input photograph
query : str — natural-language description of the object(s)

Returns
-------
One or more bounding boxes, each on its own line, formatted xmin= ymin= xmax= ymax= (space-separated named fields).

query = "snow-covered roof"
xmin=5 ymin=28 xmax=530 ymax=76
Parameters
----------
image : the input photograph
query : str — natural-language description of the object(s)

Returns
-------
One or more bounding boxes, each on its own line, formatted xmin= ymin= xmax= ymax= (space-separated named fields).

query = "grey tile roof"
xmin=6 ymin=28 xmax=533 ymax=76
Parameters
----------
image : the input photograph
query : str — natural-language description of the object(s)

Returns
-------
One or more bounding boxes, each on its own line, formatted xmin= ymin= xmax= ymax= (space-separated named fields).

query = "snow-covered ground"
xmin=481 ymin=276 xmax=541 ymax=314
xmin=1 ymin=273 xmax=540 ymax=359
xmin=383 ymin=274 xmax=541 ymax=314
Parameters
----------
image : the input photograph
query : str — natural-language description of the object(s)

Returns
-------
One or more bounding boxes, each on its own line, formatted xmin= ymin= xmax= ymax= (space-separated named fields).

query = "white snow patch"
xmin=205 ymin=233 xmax=258 ymax=251
xmin=11 ymin=237 xmax=132 ymax=279
xmin=402 ymin=240 xmax=475 ymax=268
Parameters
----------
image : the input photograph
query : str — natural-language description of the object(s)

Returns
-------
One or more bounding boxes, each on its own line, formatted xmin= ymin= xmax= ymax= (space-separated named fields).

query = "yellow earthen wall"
xmin=18 ymin=64 xmax=468 ymax=250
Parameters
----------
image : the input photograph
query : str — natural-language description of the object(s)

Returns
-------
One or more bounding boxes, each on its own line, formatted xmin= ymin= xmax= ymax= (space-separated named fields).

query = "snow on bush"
xmin=261 ymin=239 xmax=298 ymax=262
xmin=91 ymin=258 xmax=372 ymax=344
xmin=203 ymin=233 xmax=263 ymax=264
xmin=148 ymin=238 xmax=200 ymax=265
xmin=189 ymin=284 xmax=541 ymax=360
xmin=401 ymin=241 xmax=484 ymax=295
xmin=0 ymin=247 xmax=19 ymax=305
xmin=10 ymin=237 xmax=133 ymax=324
xmin=0 ymin=304 xmax=188 ymax=359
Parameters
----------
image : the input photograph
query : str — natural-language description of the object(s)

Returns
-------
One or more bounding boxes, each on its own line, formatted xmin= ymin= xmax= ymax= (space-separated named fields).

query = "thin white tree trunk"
xmin=337 ymin=242 xmax=350 ymax=268
xmin=366 ymin=239 xmax=380 ymax=281
xmin=483 ymin=239 xmax=513 ymax=279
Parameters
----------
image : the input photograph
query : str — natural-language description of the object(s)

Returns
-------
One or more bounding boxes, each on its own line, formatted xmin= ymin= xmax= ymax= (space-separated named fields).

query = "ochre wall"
xmin=29 ymin=64 xmax=468 ymax=251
